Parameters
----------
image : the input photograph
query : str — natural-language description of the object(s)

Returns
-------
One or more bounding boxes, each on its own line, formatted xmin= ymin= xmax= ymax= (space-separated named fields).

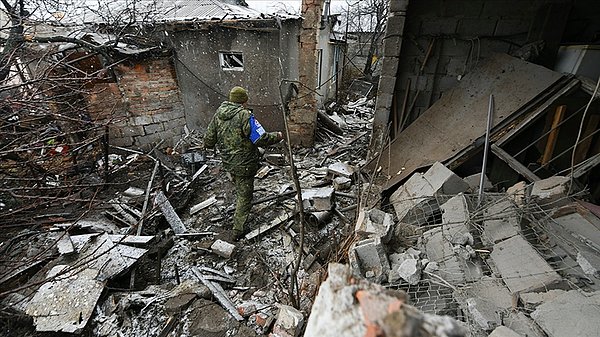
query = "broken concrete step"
xmin=490 ymin=235 xmax=563 ymax=294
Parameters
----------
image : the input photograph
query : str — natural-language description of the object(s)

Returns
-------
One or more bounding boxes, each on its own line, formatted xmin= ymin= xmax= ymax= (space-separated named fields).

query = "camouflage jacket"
xmin=204 ymin=101 xmax=281 ymax=176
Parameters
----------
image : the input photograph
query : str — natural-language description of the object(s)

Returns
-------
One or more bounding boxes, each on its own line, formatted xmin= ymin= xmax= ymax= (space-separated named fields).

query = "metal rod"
xmin=478 ymin=94 xmax=494 ymax=207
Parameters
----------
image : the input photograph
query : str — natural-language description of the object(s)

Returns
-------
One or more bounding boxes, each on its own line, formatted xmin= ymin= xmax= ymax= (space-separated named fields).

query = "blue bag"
xmin=249 ymin=114 xmax=266 ymax=144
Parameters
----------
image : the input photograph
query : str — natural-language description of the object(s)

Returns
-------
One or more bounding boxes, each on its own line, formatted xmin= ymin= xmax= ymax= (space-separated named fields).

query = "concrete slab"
xmin=482 ymin=199 xmax=520 ymax=245
xmin=520 ymin=289 xmax=566 ymax=310
xmin=490 ymin=236 xmax=562 ymax=294
xmin=531 ymin=290 xmax=600 ymax=337
xmin=25 ymin=265 xmax=104 ymax=333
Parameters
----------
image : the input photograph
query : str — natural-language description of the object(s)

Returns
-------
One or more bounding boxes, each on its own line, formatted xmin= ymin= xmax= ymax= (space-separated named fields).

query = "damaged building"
xmin=1 ymin=0 xmax=600 ymax=337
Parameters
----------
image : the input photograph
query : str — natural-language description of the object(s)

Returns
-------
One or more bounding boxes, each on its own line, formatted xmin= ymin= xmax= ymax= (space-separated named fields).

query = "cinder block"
xmin=490 ymin=235 xmax=563 ymax=294
xmin=349 ymin=237 xmax=390 ymax=282
xmin=380 ymin=56 xmax=400 ymax=77
xmin=144 ymin=123 xmax=164 ymax=135
xmin=494 ymin=19 xmax=531 ymax=36
xmin=301 ymin=187 xmax=334 ymax=211
xmin=386 ymin=14 xmax=407 ymax=34
xmin=131 ymin=115 xmax=154 ymax=125
xmin=389 ymin=0 xmax=409 ymax=13
xmin=377 ymin=75 xmax=398 ymax=95
xmin=382 ymin=35 xmax=403 ymax=57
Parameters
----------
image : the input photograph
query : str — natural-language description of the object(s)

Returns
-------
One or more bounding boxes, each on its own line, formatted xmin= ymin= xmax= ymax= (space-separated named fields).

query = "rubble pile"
xmin=347 ymin=160 xmax=600 ymax=337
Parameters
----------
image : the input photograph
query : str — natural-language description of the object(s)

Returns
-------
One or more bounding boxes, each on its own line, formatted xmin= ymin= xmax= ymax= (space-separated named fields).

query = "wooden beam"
xmin=541 ymin=105 xmax=566 ymax=165
xmin=491 ymin=144 xmax=541 ymax=182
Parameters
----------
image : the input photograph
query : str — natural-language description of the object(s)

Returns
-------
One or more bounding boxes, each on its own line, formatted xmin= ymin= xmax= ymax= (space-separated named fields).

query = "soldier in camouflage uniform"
xmin=204 ymin=86 xmax=283 ymax=240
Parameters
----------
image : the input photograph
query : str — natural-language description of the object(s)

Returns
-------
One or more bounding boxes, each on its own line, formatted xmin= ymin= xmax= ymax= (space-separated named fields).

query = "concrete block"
xmin=420 ymin=228 xmax=466 ymax=284
xmin=488 ymin=326 xmax=522 ymax=337
xmin=389 ymin=1 xmax=409 ymax=13
xmin=531 ymin=176 xmax=571 ymax=209
xmin=398 ymin=258 xmax=421 ymax=285
xmin=520 ymin=289 xmax=566 ymax=310
xmin=144 ymin=123 xmax=164 ymax=135
xmin=210 ymin=239 xmax=235 ymax=259
xmin=531 ymin=290 xmax=600 ymax=337
xmin=490 ymin=235 xmax=563 ymax=294
xmin=131 ymin=115 xmax=154 ymax=125
xmin=382 ymin=35 xmax=402 ymax=57
xmin=327 ymin=162 xmax=355 ymax=178
xmin=354 ymin=208 xmax=394 ymax=242
xmin=503 ymin=311 xmax=545 ymax=337
xmin=482 ymin=199 xmax=520 ymax=245
xmin=333 ymin=176 xmax=351 ymax=191
xmin=349 ymin=237 xmax=390 ymax=282
xmin=466 ymin=297 xmax=500 ymax=331
xmin=390 ymin=162 xmax=468 ymax=225
xmin=441 ymin=193 xmax=470 ymax=228
xmin=463 ymin=173 xmax=493 ymax=193
xmin=301 ymin=187 xmax=334 ymax=211
xmin=273 ymin=305 xmax=304 ymax=337
xmin=376 ymin=75 xmax=397 ymax=95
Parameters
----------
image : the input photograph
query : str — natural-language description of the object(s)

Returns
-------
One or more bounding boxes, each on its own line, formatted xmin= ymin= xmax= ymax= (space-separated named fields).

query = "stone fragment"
xmin=424 ymin=261 xmax=438 ymax=273
xmin=211 ymin=240 xmax=235 ymax=259
xmin=333 ymin=176 xmax=352 ymax=191
xmin=530 ymin=176 xmax=571 ymax=209
xmin=506 ymin=181 xmax=527 ymax=206
xmin=272 ymin=305 xmax=304 ymax=337
xmin=398 ymin=259 xmax=421 ymax=285
xmin=349 ymin=237 xmax=390 ymax=282
xmin=490 ymin=235 xmax=562 ymax=294
xmin=488 ymin=326 xmax=522 ymax=337
xmin=301 ymin=187 xmax=335 ymax=211
xmin=327 ymin=162 xmax=355 ymax=178
xmin=405 ymin=247 xmax=422 ymax=258
xmin=466 ymin=298 xmax=500 ymax=331
xmin=482 ymin=199 xmax=520 ymax=245
xmin=390 ymin=162 xmax=469 ymax=225
xmin=123 ymin=186 xmax=145 ymax=197
xmin=520 ymin=289 xmax=566 ymax=310
xmin=531 ymin=290 xmax=600 ymax=337
xmin=354 ymin=208 xmax=394 ymax=242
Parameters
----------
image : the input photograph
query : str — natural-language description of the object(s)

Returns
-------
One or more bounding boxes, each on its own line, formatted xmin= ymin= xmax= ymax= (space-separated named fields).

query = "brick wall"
xmin=87 ymin=57 xmax=186 ymax=149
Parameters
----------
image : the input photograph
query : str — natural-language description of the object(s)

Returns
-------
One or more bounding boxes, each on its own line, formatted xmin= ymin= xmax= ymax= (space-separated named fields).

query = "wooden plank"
xmin=245 ymin=211 xmax=293 ymax=240
xmin=191 ymin=267 xmax=243 ymax=321
xmin=369 ymin=54 xmax=564 ymax=191
xmin=574 ymin=114 xmax=600 ymax=164
xmin=491 ymin=144 xmax=540 ymax=182
xmin=541 ymin=105 xmax=566 ymax=165
xmin=155 ymin=191 xmax=187 ymax=234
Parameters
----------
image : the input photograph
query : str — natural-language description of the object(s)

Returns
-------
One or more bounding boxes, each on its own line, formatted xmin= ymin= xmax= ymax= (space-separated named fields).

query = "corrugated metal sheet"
xmin=32 ymin=0 xmax=297 ymax=26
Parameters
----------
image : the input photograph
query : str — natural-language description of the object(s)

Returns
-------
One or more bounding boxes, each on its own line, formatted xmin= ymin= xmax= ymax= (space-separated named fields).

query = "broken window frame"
xmin=219 ymin=51 xmax=244 ymax=71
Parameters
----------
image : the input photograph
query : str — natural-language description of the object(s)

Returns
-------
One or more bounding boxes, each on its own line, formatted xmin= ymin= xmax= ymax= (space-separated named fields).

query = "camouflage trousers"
xmin=232 ymin=174 xmax=254 ymax=232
